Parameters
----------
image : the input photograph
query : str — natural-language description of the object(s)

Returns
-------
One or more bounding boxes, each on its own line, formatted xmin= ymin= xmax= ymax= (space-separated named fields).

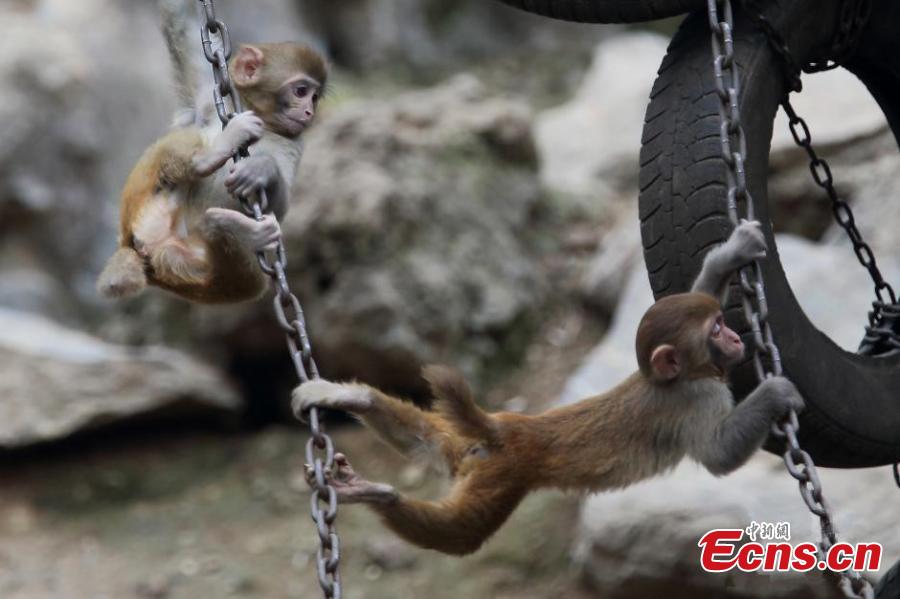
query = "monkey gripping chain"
xmin=195 ymin=2 xmax=342 ymax=597
xmin=706 ymin=2 xmax=873 ymax=597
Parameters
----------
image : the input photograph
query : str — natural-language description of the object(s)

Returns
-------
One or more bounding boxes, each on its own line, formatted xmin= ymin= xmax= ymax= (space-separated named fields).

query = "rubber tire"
xmin=494 ymin=0 xmax=703 ymax=23
xmin=876 ymin=559 xmax=900 ymax=599
xmin=638 ymin=0 xmax=900 ymax=467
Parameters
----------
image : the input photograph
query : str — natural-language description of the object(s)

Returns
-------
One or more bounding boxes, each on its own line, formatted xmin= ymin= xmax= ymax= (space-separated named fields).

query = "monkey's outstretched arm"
xmin=693 ymin=376 xmax=804 ymax=475
xmin=293 ymin=380 xmax=453 ymax=458
xmin=692 ymin=220 xmax=767 ymax=302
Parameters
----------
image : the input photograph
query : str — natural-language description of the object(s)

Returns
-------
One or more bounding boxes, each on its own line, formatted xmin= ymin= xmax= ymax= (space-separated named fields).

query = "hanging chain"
xmin=707 ymin=2 xmax=872 ymax=597
xmin=195 ymin=2 xmax=341 ymax=597
xmin=743 ymin=0 xmax=898 ymax=357
xmin=780 ymin=100 xmax=899 ymax=356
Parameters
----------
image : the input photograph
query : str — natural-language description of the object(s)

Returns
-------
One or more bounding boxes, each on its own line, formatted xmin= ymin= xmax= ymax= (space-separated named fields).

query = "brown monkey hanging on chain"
xmin=97 ymin=5 xmax=327 ymax=303
xmin=292 ymin=221 xmax=805 ymax=555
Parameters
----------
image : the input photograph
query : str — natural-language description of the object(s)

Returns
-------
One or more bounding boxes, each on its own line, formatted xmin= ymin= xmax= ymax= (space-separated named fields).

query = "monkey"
xmin=97 ymin=13 xmax=327 ymax=303
xmin=291 ymin=220 xmax=806 ymax=556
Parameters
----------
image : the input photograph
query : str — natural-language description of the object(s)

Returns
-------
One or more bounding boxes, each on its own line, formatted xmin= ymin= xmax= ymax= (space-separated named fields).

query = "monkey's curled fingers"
xmin=204 ymin=208 xmax=281 ymax=253
xmin=224 ymin=111 xmax=265 ymax=150
xmin=225 ymin=155 xmax=278 ymax=198
xmin=291 ymin=380 xmax=374 ymax=419
xmin=722 ymin=220 xmax=768 ymax=270
xmin=305 ymin=454 xmax=398 ymax=505
xmin=760 ymin=376 xmax=806 ymax=416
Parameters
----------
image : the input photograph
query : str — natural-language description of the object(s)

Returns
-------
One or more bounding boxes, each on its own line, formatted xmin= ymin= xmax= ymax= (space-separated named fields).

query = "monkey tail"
xmin=159 ymin=0 xmax=199 ymax=126
xmin=97 ymin=247 xmax=148 ymax=299
xmin=423 ymin=366 xmax=499 ymax=445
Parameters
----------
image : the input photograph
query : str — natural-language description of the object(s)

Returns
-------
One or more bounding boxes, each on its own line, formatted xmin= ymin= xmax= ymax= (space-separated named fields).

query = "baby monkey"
xmin=293 ymin=221 xmax=805 ymax=555
xmin=97 ymin=40 xmax=327 ymax=303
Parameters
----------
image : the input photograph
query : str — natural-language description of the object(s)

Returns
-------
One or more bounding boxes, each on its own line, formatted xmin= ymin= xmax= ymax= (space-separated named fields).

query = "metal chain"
xmin=195 ymin=2 xmax=341 ymax=597
xmin=741 ymin=0 xmax=895 ymax=355
xmin=706 ymin=2 xmax=872 ymax=597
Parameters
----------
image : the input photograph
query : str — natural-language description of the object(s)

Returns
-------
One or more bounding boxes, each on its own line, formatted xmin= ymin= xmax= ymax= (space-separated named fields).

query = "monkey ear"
xmin=650 ymin=344 xmax=681 ymax=381
xmin=231 ymin=45 xmax=265 ymax=86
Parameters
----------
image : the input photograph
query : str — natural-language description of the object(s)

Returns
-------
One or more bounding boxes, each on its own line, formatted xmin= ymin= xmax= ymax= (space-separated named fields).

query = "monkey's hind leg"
xmin=306 ymin=453 xmax=398 ymax=505
xmin=97 ymin=247 xmax=147 ymax=299
xmin=155 ymin=128 xmax=206 ymax=187
xmin=148 ymin=236 xmax=212 ymax=286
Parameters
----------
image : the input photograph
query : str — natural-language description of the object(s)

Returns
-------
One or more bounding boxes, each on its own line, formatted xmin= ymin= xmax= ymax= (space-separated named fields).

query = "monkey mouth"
xmin=286 ymin=116 xmax=310 ymax=130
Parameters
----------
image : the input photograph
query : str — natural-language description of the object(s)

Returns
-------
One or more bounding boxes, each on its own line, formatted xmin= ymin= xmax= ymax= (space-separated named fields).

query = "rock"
xmin=0 ymin=1 xmax=178 ymax=317
xmin=771 ymin=68 xmax=887 ymax=161
xmin=816 ymin=129 xmax=900 ymax=259
xmin=579 ymin=203 xmax=642 ymax=315
xmin=574 ymin=454 xmax=898 ymax=598
xmin=535 ymin=33 xmax=670 ymax=199
xmin=564 ymin=234 xmax=900 ymax=596
xmin=302 ymin=0 xmax=600 ymax=72
xmin=277 ymin=74 xmax=549 ymax=390
xmin=0 ymin=308 xmax=239 ymax=448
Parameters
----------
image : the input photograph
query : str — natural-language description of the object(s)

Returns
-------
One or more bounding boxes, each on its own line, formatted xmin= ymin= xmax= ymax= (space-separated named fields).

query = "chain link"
xmin=706 ymin=2 xmax=872 ymax=596
xmin=195 ymin=2 xmax=341 ymax=597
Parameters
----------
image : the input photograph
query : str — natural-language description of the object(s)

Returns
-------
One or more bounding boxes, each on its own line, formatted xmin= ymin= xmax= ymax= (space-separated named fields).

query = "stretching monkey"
xmin=97 ymin=6 xmax=327 ymax=303
xmin=293 ymin=221 xmax=805 ymax=555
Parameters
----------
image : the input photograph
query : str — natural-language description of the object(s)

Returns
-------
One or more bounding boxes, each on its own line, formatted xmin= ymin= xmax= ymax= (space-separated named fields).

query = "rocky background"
xmin=1 ymin=0 xmax=898 ymax=598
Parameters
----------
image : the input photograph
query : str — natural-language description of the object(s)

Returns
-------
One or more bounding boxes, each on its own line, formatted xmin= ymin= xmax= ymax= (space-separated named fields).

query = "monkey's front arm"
xmin=694 ymin=376 xmax=805 ymax=475
xmin=692 ymin=220 xmax=767 ymax=302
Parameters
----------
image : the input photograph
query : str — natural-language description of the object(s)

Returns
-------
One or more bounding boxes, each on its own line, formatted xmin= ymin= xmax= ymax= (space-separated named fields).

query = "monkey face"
xmin=274 ymin=75 xmax=322 ymax=138
xmin=706 ymin=312 xmax=744 ymax=370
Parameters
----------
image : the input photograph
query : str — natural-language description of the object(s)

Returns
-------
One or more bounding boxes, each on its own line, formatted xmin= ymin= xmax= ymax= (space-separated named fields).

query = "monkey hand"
xmin=304 ymin=453 xmax=398 ymax=505
xmin=292 ymin=380 xmax=374 ymax=418
xmin=204 ymin=207 xmax=281 ymax=252
xmin=721 ymin=220 xmax=767 ymax=271
xmin=759 ymin=376 xmax=806 ymax=417
xmin=225 ymin=155 xmax=278 ymax=198
xmin=224 ymin=110 xmax=265 ymax=150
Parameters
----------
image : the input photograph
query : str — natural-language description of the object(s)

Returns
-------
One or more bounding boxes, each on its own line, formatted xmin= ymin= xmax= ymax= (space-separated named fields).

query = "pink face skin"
xmin=707 ymin=312 xmax=744 ymax=368
xmin=276 ymin=75 xmax=322 ymax=138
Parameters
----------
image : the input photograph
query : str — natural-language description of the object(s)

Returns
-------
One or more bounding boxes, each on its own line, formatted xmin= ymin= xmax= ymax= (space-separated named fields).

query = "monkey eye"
xmin=711 ymin=318 xmax=723 ymax=337
xmin=294 ymin=85 xmax=309 ymax=98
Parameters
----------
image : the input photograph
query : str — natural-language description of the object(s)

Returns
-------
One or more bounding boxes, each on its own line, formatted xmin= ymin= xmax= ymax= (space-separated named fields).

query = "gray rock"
xmin=579 ymin=203 xmax=642 ymax=316
xmin=278 ymin=74 xmax=549 ymax=389
xmin=575 ymin=455 xmax=896 ymax=598
xmin=535 ymin=33 xmax=670 ymax=198
xmin=301 ymin=0 xmax=600 ymax=72
xmin=0 ymin=308 xmax=239 ymax=448
xmin=771 ymin=68 xmax=887 ymax=161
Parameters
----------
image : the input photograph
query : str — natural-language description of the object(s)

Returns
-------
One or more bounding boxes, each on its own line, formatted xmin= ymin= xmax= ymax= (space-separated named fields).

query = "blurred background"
xmin=0 ymin=0 xmax=898 ymax=597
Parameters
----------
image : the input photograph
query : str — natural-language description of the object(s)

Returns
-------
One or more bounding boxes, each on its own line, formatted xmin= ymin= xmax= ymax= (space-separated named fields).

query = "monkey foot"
xmin=305 ymin=453 xmax=398 ymax=505
xmin=291 ymin=379 xmax=373 ymax=417
xmin=204 ymin=208 xmax=281 ymax=252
